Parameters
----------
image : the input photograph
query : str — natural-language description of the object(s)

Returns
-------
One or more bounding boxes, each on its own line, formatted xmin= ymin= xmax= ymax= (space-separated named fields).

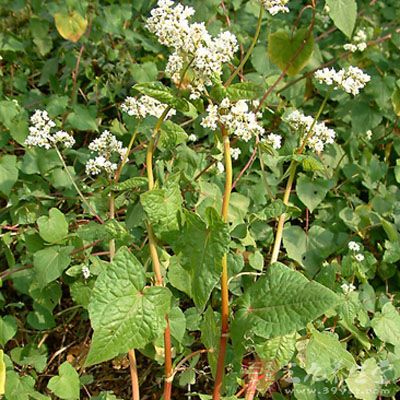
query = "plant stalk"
xmin=55 ymin=146 xmax=104 ymax=224
xmin=224 ymin=5 xmax=263 ymax=88
xmin=213 ymin=129 xmax=232 ymax=400
xmin=144 ymin=106 xmax=174 ymax=400
xmin=270 ymin=92 xmax=330 ymax=264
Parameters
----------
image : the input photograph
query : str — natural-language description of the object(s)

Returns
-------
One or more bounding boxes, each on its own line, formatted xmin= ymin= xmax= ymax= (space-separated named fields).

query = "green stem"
xmin=55 ymin=146 xmax=104 ymax=224
xmin=213 ymin=129 xmax=232 ymax=400
xmin=270 ymin=91 xmax=331 ymax=264
xmin=224 ymin=5 xmax=264 ymax=88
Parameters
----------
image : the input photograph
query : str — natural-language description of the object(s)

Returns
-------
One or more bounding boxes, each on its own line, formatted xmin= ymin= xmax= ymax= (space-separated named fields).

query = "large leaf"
xmin=371 ymin=302 xmax=400 ymax=347
xmin=54 ymin=11 xmax=88 ymax=43
xmin=326 ymin=0 xmax=357 ymax=39
xmin=168 ymin=208 xmax=230 ymax=310
xmin=86 ymin=247 xmax=171 ymax=366
xmin=47 ymin=362 xmax=80 ymax=400
xmin=37 ymin=208 xmax=69 ymax=244
xmin=140 ymin=183 xmax=182 ymax=240
xmin=268 ymin=28 xmax=314 ymax=77
xmin=237 ymin=263 xmax=339 ymax=339
xmin=305 ymin=329 xmax=356 ymax=379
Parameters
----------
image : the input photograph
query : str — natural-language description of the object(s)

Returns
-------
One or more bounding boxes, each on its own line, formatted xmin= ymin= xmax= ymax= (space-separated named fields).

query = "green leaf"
xmin=346 ymin=358 xmax=382 ymax=400
xmin=305 ymin=329 xmax=356 ymax=379
xmin=391 ymin=88 xmax=400 ymax=116
xmin=0 ymin=155 xmax=18 ymax=196
xmin=296 ymin=174 xmax=333 ymax=213
xmin=268 ymin=28 xmax=314 ymax=76
xmin=168 ymin=208 xmax=230 ymax=310
xmin=371 ymin=302 xmax=400 ymax=347
xmin=140 ymin=183 xmax=182 ymax=240
xmin=326 ymin=0 xmax=357 ymax=38
xmin=200 ymin=307 xmax=219 ymax=377
xmin=133 ymin=82 xmax=189 ymax=112
xmin=237 ymin=263 xmax=339 ymax=339
xmin=33 ymin=246 xmax=71 ymax=287
xmin=0 ymin=351 xmax=4 ymax=396
xmin=86 ymin=247 xmax=171 ymax=366
xmin=5 ymin=370 xmax=49 ymax=400
xmin=54 ymin=11 xmax=88 ymax=43
xmin=37 ymin=208 xmax=69 ymax=244
xmin=226 ymin=82 xmax=262 ymax=101
xmin=110 ymin=177 xmax=148 ymax=193
xmin=66 ymin=105 xmax=98 ymax=131
xmin=158 ymin=120 xmax=188 ymax=151
xmin=0 ymin=316 xmax=17 ymax=346
xmin=130 ymin=62 xmax=158 ymax=83
xmin=47 ymin=362 xmax=80 ymax=400
xmin=255 ymin=333 xmax=297 ymax=369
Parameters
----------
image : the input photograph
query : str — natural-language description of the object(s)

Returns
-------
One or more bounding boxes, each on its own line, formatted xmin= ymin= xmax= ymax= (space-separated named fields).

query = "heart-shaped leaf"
xmin=54 ymin=11 xmax=88 ymax=43
xmin=268 ymin=28 xmax=314 ymax=76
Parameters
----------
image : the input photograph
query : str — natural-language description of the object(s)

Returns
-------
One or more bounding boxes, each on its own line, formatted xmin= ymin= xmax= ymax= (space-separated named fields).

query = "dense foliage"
xmin=1 ymin=0 xmax=400 ymax=399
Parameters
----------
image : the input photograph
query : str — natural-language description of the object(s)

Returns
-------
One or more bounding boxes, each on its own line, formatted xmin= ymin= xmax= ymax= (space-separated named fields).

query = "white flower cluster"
xmin=230 ymin=147 xmax=241 ymax=160
xmin=286 ymin=110 xmax=335 ymax=152
xmin=85 ymin=131 xmax=127 ymax=176
xmin=341 ymin=282 xmax=356 ymax=294
xmin=25 ymin=110 xmax=75 ymax=149
xmin=348 ymin=241 xmax=364 ymax=262
xmin=261 ymin=0 xmax=290 ymax=15
xmin=146 ymin=0 xmax=238 ymax=99
xmin=82 ymin=265 xmax=91 ymax=279
xmin=201 ymin=98 xmax=265 ymax=142
xmin=263 ymin=132 xmax=282 ymax=149
xmin=343 ymin=29 xmax=367 ymax=53
xmin=314 ymin=66 xmax=371 ymax=96
xmin=121 ymin=95 xmax=176 ymax=119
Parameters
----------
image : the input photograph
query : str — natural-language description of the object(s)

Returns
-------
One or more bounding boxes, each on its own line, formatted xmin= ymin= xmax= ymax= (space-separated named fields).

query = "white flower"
xmin=348 ymin=241 xmax=361 ymax=252
xmin=314 ymin=66 xmax=371 ymax=95
xmin=216 ymin=161 xmax=224 ymax=174
xmin=366 ymin=130 xmax=373 ymax=140
xmin=286 ymin=110 xmax=335 ymax=153
xmin=25 ymin=110 xmax=74 ymax=149
xmin=263 ymin=133 xmax=282 ymax=149
xmin=261 ymin=0 xmax=290 ymax=15
xmin=230 ymin=147 xmax=241 ymax=160
xmin=51 ymin=131 xmax=75 ymax=148
xmin=82 ymin=266 xmax=91 ymax=279
xmin=146 ymin=1 xmax=238 ymax=99
xmin=86 ymin=131 xmax=125 ymax=177
xmin=355 ymin=253 xmax=365 ymax=262
xmin=344 ymin=29 xmax=368 ymax=53
xmin=188 ymin=134 xmax=197 ymax=141
xmin=85 ymin=155 xmax=117 ymax=176
xmin=121 ymin=95 xmax=176 ymax=119
xmin=202 ymin=98 xmax=264 ymax=142
xmin=341 ymin=282 xmax=356 ymax=294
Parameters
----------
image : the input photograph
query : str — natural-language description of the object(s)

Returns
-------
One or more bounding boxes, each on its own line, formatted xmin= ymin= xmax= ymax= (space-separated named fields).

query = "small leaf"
xmin=391 ymin=88 xmax=400 ymax=116
xmin=54 ymin=11 xmax=88 ymax=43
xmin=268 ymin=28 xmax=314 ymax=76
xmin=33 ymin=246 xmax=71 ymax=287
xmin=0 ymin=155 xmax=18 ymax=196
xmin=371 ymin=302 xmax=400 ymax=347
xmin=158 ymin=120 xmax=188 ymax=151
xmin=47 ymin=361 xmax=80 ymax=400
xmin=37 ymin=208 xmax=69 ymax=244
xmin=226 ymin=82 xmax=262 ymax=101
xmin=110 ymin=177 xmax=148 ymax=193
xmin=86 ymin=247 xmax=171 ymax=366
xmin=0 ymin=350 xmax=5 ymax=395
xmin=346 ymin=358 xmax=382 ymax=400
xmin=66 ymin=105 xmax=98 ymax=131
xmin=237 ymin=263 xmax=339 ymax=339
xmin=326 ymin=0 xmax=357 ymax=38
xmin=296 ymin=174 xmax=333 ymax=213
xmin=133 ymin=82 xmax=189 ymax=112
xmin=0 ymin=316 xmax=17 ymax=346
